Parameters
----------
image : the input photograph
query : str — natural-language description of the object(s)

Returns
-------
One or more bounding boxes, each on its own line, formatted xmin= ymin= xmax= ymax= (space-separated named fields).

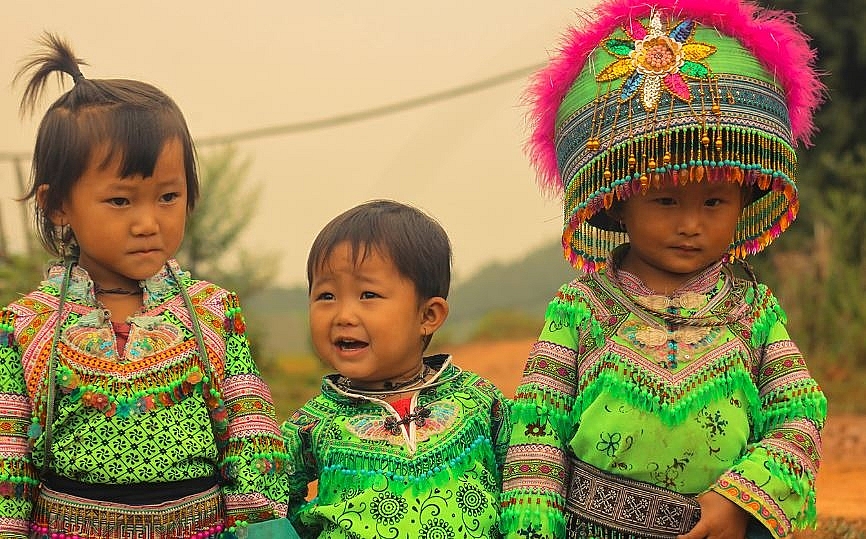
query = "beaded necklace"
xmin=334 ymin=364 xmax=431 ymax=396
xmin=330 ymin=362 xmax=463 ymax=398
xmin=94 ymin=283 xmax=142 ymax=296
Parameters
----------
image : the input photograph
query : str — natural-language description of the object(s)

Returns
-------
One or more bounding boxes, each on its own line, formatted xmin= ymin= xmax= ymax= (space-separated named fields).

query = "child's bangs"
xmin=79 ymin=106 xmax=188 ymax=178
xmin=307 ymin=221 xmax=391 ymax=288
xmin=312 ymin=238 xmax=382 ymax=274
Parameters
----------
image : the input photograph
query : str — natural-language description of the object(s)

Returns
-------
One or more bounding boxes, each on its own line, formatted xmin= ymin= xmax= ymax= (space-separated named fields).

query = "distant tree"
xmin=752 ymin=0 xmax=866 ymax=367
xmin=176 ymin=145 xmax=279 ymax=299
xmin=0 ymin=157 xmax=48 ymax=305
xmin=756 ymin=0 xmax=866 ymax=257
xmin=175 ymin=145 xmax=281 ymax=370
xmin=0 ymin=251 xmax=48 ymax=306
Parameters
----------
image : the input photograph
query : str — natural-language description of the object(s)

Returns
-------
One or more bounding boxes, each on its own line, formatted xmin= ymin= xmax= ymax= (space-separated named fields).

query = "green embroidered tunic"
xmin=282 ymin=355 xmax=511 ymax=539
xmin=500 ymin=260 xmax=826 ymax=539
xmin=0 ymin=260 xmax=289 ymax=538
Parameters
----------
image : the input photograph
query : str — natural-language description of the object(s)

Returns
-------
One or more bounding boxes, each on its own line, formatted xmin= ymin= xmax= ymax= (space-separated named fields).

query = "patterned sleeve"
xmin=216 ymin=293 xmax=291 ymax=525
xmin=0 ymin=310 xmax=38 ymax=539
xmin=709 ymin=286 xmax=826 ymax=539
xmin=280 ymin=407 xmax=319 ymax=533
xmin=501 ymin=282 xmax=596 ymax=539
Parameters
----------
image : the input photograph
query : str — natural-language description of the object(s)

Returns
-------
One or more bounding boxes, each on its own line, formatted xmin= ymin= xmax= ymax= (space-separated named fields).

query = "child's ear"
xmin=36 ymin=184 xmax=66 ymax=225
xmin=420 ymin=297 xmax=449 ymax=336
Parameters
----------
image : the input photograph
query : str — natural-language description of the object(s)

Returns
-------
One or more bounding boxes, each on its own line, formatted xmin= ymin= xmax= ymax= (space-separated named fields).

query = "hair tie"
xmin=71 ymin=69 xmax=85 ymax=83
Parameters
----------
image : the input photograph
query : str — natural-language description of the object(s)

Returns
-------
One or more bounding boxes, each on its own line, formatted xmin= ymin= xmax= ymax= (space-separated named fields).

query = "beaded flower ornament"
xmin=527 ymin=0 xmax=824 ymax=272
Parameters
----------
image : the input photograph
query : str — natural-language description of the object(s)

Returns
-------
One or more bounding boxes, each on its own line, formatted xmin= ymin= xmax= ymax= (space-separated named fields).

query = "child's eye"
xmin=654 ymin=197 xmax=676 ymax=206
xmin=705 ymin=198 xmax=724 ymax=207
xmin=360 ymin=291 xmax=380 ymax=300
xmin=314 ymin=292 xmax=334 ymax=301
xmin=107 ymin=197 xmax=129 ymax=207
xmin=161 ymin=192 xmax=182 ymax=203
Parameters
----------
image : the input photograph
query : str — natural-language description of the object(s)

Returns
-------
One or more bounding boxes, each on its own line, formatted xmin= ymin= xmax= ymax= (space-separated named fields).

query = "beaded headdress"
xmin=527 ymin=0 xmax=824 ymax=272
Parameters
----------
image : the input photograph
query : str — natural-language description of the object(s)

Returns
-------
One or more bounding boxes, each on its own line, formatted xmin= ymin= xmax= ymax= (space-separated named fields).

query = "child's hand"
xmin=677 ymin=491 xmax=748 ymax=539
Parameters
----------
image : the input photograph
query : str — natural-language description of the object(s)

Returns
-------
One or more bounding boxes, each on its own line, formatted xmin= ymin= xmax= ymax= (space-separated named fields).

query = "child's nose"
xmin=131 ymin=207 xmax=159 ymax=236
xmin=334 ymin=301 xmax=359 ymax=325
xmin=676 ymin=207 xmax=702 ymax=235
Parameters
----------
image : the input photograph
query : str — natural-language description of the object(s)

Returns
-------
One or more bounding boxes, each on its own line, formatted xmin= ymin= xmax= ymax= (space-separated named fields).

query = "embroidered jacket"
xmin=282 ymin=355 xmax=511 ymax=539
xmin=500 ymin=260 xmax=826 ymax=539
xmin=0 ymin=260 xmax=289 ymax=538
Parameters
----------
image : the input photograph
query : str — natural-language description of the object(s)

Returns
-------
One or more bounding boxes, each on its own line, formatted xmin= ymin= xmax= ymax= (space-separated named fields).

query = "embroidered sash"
xmin=565 ymin=457 xmax=700 ymax=539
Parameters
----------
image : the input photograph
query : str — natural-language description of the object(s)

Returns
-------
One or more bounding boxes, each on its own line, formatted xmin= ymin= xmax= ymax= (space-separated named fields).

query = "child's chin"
xmin=328 ymin=360 xmax=371 ymax=381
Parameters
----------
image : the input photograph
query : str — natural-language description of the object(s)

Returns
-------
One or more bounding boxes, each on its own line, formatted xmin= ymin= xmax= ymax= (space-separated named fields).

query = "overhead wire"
xmin=0 ymin=62 xmax=544 ymax=160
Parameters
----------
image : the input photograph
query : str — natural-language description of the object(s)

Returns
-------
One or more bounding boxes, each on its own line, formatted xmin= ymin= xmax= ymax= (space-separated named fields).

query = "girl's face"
xmin=308 ymin=241 xmax=447 ymax=386
xmin=53 ymin=138 xmax=187 ymax=290
xmin=614 ymin=180 xmax=745 ymax=294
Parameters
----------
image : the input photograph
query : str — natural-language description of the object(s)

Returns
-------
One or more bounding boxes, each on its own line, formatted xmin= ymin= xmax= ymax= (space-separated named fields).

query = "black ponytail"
xmin=14 ymin=32 xmax=88 ymax=117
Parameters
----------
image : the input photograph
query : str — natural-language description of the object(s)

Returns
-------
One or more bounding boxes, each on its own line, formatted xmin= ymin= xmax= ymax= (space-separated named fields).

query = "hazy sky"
xmin=1 ymin=1 xmax=597 ymax=287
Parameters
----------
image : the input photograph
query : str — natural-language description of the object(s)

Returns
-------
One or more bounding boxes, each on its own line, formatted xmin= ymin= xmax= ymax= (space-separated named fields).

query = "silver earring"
xmin=58 ymin=225 xmax=78 ymax=261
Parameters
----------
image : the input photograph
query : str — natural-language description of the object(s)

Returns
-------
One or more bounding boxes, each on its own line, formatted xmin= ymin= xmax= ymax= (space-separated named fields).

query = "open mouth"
xmin=336 ymin=338 xmax=368 ymax=350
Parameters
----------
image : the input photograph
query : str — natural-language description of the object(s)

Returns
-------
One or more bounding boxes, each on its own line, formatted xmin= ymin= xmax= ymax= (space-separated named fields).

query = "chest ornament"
xmin=618 ymin=319 xmax=720 ymax=369
xmin=53 ymin=343 xmax=213 ymax=420
xmin=61 ymin=312 xmax=183 ymax=362
xmin=345 ymin=400 xmax=459 ymax=446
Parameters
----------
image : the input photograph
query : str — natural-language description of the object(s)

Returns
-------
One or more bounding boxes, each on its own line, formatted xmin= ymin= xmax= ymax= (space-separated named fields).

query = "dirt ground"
xmin=449 ymin=339 xmax=866 ymax=522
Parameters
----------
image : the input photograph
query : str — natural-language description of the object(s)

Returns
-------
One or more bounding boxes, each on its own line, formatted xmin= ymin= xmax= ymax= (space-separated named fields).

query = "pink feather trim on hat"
xmin=525 ymin=0 xmax=825 ymax=196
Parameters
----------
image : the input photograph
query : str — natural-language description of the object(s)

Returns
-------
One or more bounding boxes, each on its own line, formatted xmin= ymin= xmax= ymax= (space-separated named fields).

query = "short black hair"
xmin=15 ymin=33 xmax=198 ymax=257
xmin=307 ymin=200 xmax=451 ymax=301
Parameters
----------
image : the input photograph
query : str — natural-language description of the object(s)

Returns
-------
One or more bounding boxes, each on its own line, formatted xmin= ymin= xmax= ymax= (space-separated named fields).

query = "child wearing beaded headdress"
xmin=281 ymin=200 xmax=511 ymax=539
xmin=500 ymin=1 xmax=827 ymax=538
xmin=0 ymin=34 xmax=294 ymax=539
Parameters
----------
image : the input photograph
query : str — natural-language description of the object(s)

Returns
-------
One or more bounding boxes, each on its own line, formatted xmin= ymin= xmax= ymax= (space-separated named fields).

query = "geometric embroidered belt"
xmin=31 ymin=484 xmax=226 ymax=539
xmin=564 ymin=457 xmax=701 ymax=539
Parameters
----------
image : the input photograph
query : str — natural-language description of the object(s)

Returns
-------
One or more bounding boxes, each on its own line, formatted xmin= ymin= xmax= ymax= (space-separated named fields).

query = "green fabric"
xmin=282 ymin=356 xmax=511 ymax=539
xmin=0 ymin=260 xmax=290 ymax=538
xmin=501 ymin=262 xmax=825 ymax=539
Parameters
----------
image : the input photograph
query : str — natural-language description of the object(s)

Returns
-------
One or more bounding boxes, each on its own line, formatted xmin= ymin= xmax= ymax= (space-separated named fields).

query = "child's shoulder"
xmin=282 ymin=386 xmax=336 ymax=424
xmin=176 ymin=275 xmax=245 ymax=312
xmin=446 ymin=363 xmax=507 ymax=402
xmin=544 ymin=272 xmax=600 ymax=309
xmin=3 ymin=282 xmax=57 ymax=315
xmin=719 ymin=269 xmax=782 ymax=309
xmin=177 ymin=274 xmax=230 ymax=297
xmin=163 ymin=260 xmax=235 ymax=297
xmin=559 ymin=271 xmax=600 ymax=293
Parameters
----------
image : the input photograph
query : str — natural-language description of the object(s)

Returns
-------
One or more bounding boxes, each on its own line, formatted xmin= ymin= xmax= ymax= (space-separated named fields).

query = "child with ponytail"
xmin=0 ymin=34 xmax=294 ymax=539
